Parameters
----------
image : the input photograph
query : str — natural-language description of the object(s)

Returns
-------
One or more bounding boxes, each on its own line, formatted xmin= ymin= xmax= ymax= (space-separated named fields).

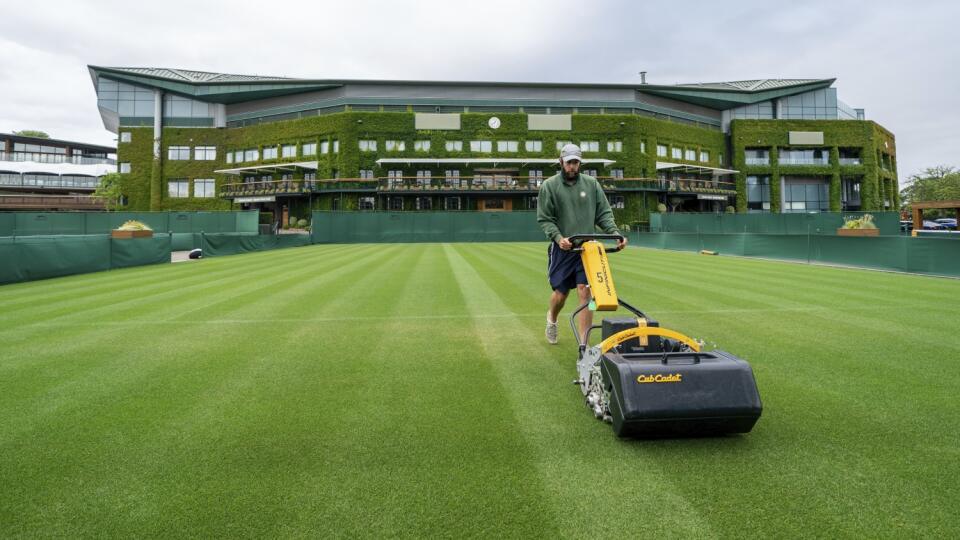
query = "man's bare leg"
xmin=576 ymin=284 xmax=592 ymax=342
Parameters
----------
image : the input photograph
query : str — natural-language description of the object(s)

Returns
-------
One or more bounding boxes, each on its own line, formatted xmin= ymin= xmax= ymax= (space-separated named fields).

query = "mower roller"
xmin=568 ymin=234 xmax=762 ymax=438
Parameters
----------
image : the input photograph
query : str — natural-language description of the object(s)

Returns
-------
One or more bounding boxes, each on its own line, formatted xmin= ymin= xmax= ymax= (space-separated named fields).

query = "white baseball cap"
xmin=559 ymin=143 xmax=583 ymax=163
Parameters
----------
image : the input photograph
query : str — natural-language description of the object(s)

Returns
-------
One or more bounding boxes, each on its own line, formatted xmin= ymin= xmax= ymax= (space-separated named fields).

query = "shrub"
xmin=116 ymin=220 xmax=152 ymax=231
xmin=725 ymin=205 xmax=736 ymax=214
xmin=287 ymin=216 xmax=297 ymax=226
xmin=841 ymin=214 xmax=877 ymax=229
xmin=297 ymin=219 xmax=308 ymax=228
xmin=656 ymin=203 xmax=667 ymax=213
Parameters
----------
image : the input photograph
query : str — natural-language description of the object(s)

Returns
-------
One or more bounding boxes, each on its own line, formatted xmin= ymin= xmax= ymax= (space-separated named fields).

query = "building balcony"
xmin=0 ymin=176 xmax=100 ymax=191
xmin=0 ymin=194 xmax=105 ymax=210
xmin=839 ymin=158 xmax=862 ymax=166
xmin=778 ymin=158 xmax=830 ymax=166
xmin=745 ymin=157 xmax=770 ymax=165
xmin=0 ymin=151 xmax=115 ymax=166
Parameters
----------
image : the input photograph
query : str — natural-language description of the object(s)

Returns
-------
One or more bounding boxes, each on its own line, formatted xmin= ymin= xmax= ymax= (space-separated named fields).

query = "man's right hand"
xmin=558 ymin=237 xmax=573 ymax=250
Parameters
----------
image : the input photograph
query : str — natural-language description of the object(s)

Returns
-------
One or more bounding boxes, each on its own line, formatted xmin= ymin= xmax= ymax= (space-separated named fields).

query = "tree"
xmin=93 ymin=173 xmax=124 ymax=211
xmin=900 ymin=166 xmax=960 ymax=210
xmin=12 ymin=130 xmax=50 ymax=138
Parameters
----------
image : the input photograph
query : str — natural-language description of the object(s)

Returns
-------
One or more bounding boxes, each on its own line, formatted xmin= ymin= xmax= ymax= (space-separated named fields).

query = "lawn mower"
xmin=568 ymin=234 xmax=762 ymax=438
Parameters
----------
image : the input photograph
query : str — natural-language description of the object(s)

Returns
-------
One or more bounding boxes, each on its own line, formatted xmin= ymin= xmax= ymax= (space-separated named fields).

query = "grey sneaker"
xmin=545 ymin=312 xmax=559 ymax=344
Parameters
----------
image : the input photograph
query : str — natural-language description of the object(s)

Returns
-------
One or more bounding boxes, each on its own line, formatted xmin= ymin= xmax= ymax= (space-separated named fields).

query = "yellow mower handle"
xmin=600 ymin=326 xmax=702 ymax=354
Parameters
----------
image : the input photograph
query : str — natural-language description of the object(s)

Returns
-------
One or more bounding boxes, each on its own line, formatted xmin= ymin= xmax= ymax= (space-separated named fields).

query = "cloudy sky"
xmin=1 ymin=0 xmax=956 ymax=182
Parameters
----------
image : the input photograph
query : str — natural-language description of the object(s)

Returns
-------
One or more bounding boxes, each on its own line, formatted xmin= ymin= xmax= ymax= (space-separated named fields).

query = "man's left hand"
xmin=617 ymin=236 xmax=628 ymax=250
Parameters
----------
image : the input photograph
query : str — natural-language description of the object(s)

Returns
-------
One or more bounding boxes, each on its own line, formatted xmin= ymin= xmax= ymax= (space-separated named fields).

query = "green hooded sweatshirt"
xmin=536 ymin=172 xmax=619 ymax=243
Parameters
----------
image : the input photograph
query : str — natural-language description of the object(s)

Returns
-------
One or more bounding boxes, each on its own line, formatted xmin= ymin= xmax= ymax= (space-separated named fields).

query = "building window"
xmin=528 ymin=196 xmax=538 ymax=210
xmin=671 ymin=147 xmax=682 ymax=159
xmin=333 ymin=140 xmax=339 ymax=153
xmin=610 ymin=169 xmax=624 ymax=179
xmin=168 ymin=180 xmax=189 ymax=198
xmin=719 ymin=153 xmax=725 ymax=165
xmin=529 ymin=170 xmax=544 ymax=187
xmin=584 ymin=169 xmax=598 ymax=177
xmin=415 ymin=196 xmax=432 ymax=210
xmin=746 ymin=176 xmax=771 ymax=212
xmin=783 ymin=178 xmax=829 ymax=212
xmin=657 ymin=144 xmax=667 ymax=157
xmin=244 ymin=148 xmax=259 ymax=162
xmin=556 ymin=140 xmax=572 ymax=151
xmin=444 ymin=169 xmax=461 ymax=187
xmin=359 ymin=140 xmax=377 ymax=151
xmin=194 ymin=146 xmax=216 ymax=160
xmin=389 ymin=197 xmax=403 ymax=210
xmin=119 ymin=162 xmax=131 ymax=174
xmin=525 ymin=140 xmax=543 ymax=152
xmin=610 ymin=195 xmax=625 ymax=209
xmin=445 ymin=196 xmax=461 ymax=210
xmin=387 ymin=170 xmax=404 ymax=189
xmin=234 ymin=150 xmax=244 ymax=162
xmin=304 ymin=172 xmax=317 ymax=180
xmin=320 ymin=141 xmax=329 ymax=154
xmin=414 ymin=140 xmax=431 ymax=152
xmin=302 ymin=142 xmax=317 ymax=156
xmin=168 ymin=146 xmax=190 ymax=160
xmin=607 ymin=140 xmax=622 ymax=152
xmin=641 ymin=141 xmax=646 ymax=153
xmin=263 ymin=146 xmax=278 ymax=160
xmin=685 ymin=149 xmax=696 ymax=161
xmin=359 ymin=170 xmax=375 ymax=179
xmin=779 ymin=148 xmax=830 ymax=166
xmin=497 ymin=140 xmax=518 ymax=152
xmin=226 ymin=153 xmax=233 ymax=164
xmin=282 ymin=144 xmax=296 ymax=158
xmin=119 ymin=132 xmax=132 ymax=143
xmin=699 ymin=151 xmax=709 ymax=163
xmin=332 ymin=169 xmax=339 ymax=179
xmin=194 ymin=179 xmax=215 ymax=198
xmin=580 ymin=141 xmax=599 ymax=152
xmin=416 ymin=170 xmax=432 ymax=187
xmin=280 ymin=173 xmax=293 ymax=180
xmin=386 ymin=140 xmax=406 ymax=152
xmin=470 ymin=140 xmax=492 ymax=153
xmin=359 ymin=196 xmax=375 ymax=210
xmin=445 ymin=140 xmax=463 ymax=152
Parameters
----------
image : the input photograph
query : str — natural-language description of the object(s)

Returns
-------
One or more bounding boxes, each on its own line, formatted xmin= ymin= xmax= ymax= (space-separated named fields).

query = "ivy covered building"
xmin=89 ymin=66 xmax=898 ymax=226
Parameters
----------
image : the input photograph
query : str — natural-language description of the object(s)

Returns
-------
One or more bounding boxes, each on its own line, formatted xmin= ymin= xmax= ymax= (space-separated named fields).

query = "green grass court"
xmin=1 ymin=243 xmax=957 ymax=537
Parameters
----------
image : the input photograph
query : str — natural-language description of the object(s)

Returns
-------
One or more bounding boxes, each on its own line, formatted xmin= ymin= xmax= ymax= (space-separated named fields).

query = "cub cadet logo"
xmin=636 ymin=373 xmax=683 ymax=384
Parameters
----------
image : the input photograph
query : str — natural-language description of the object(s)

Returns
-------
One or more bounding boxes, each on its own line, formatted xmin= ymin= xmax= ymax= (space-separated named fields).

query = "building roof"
xmin=88 ymin=66 xmax=835 ymax=110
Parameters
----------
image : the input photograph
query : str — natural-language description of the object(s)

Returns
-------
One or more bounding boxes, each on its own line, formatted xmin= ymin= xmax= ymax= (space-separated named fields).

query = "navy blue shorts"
xmin=547 ymin=242 xmax=586 ymax=293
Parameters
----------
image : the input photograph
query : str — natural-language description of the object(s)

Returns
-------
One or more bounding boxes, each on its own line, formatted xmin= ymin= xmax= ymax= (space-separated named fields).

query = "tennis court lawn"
xmin=1 ymin=243 xmax=957 ymax=537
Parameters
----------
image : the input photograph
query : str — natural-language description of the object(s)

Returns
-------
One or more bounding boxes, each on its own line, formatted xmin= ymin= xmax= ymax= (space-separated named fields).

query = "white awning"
xmin=214 ymin=161 xmax=319 ymax=175
xmin=376 ymin=157 xmax=616 ymax=166
xmin=655 ymin=161 xmax=739 ymax=176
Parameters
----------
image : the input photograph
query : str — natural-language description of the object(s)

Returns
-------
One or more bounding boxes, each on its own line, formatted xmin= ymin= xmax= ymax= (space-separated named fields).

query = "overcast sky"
xmin=1 ymin=0 xmax=956 ymax=182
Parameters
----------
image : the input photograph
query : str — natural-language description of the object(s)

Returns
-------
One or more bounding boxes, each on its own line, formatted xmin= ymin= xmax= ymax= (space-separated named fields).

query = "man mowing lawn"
xmin=537 ymin=143 xmax=626 ymax=345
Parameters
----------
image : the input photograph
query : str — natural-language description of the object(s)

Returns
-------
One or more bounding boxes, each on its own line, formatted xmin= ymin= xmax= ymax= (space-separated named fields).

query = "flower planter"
xmin=111 ymin=229 xmax=153 ymax=239
xmin=836 ymin=228 xmax=879 ymax=237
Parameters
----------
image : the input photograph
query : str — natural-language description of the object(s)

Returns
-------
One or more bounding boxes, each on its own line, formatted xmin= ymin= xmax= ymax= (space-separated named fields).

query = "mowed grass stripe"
xmin=444 ymin=244 xmax=717 ymax=537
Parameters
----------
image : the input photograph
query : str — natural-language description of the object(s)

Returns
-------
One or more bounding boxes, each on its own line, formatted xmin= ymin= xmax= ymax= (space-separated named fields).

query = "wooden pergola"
xmin=911 ymin=200 xmax=960 ymax=230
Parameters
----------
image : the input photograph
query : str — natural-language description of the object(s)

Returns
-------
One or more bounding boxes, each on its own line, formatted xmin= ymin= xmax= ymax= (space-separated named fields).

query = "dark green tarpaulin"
xmin=632 ymin=232 xmax=960 ymax=278
xmin=200 ymin=233 xmax=310 ymax=257
xmin=311 ymin=211 xmax=546 ymax=244
xmin=0 ymin=234 xmax=172 ymax=285
xmin=0 ymin=211 xmax=259 ymax=237
xmin=650 ymin=212 xmax=901 ymax=236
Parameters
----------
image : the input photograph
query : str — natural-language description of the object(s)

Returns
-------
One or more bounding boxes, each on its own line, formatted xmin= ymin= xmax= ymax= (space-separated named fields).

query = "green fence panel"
xmin=14 ymin=235 xmax=112 ymax=283
xmin=14 ymin=213 xmax=84 ymax=235
xmin=168 ymin=212 xmax=194 ymax=233
xmin=905 ymin=237 xmax=960 ymax=275
xmin=170 ymin=233 xmax=199 ymax=251
xmin=0 ymin=213 xmax=15 ymax=236
xmin=0 ymin=238 xmax=22 ymax=284
xmin=632 ymin=232 xmax=666 ymax=249
xmin=201 ymin=233 xmax=310 ymax=257
xmin=812 ymin=236 xmax=908 ymax=272
xmin=311 ymin=211 xmax=545 ymax=244
xmin=236 ymin=211 xmax=259 ymax=233
xmin=110 ymin=235 xmax=172 ymax=269
xmin=654 ymin=212 xmax=901 ymax=236
xmin=661 ymin=233 xmax=702 ymax=252
xmin=742 ymin=234 xmax=812 ymax=261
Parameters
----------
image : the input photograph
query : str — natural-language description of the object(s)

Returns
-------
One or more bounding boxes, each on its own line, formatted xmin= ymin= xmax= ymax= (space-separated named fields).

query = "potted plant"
xmin=837 ymin=214 xmax=880 ymax=237
xmin=111 ymin=220 xmax=153 ymax=239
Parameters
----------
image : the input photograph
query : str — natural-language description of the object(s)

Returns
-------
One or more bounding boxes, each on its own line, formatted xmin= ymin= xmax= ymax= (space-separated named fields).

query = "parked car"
xmin=923 ymin=220 xmax=947 ymax=230
xmin=934 ymin=218 xmax=957 ymax=230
